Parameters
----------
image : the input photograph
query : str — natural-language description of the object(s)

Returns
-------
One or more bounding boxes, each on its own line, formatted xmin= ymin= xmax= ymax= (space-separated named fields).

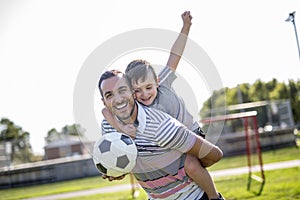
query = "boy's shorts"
xmin=200 ymin=192 xmax=225 ymax=200
xmin=193 ymin=127 xmax=206 ymax=139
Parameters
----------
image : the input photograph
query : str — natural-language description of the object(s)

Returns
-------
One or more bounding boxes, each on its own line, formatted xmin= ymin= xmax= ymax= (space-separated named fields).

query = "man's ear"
xmin=157 ymin=76 xmax=160 ymax=86
xmin=101 ymin=98 xmax=106 ymax=106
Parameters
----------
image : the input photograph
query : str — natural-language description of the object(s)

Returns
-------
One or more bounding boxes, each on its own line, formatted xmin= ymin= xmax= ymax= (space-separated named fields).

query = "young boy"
xmin=102 ymin=11 xmax=223 ymax=200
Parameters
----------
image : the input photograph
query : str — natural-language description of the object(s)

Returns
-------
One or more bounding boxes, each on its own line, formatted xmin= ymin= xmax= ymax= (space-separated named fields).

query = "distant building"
xmin=44 ymin=135 xmax=94 ymax=160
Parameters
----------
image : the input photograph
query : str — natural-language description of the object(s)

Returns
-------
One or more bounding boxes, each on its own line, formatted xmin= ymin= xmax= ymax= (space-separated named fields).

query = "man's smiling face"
xmin=101 ymin=74 xmax=135 ymax=122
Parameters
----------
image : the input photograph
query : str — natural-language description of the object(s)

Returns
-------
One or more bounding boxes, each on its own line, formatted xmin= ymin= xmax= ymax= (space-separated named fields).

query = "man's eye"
xmin=105 ymin=94 xmax=112 ymax=99
xmin=120 ymin=88 xmax=128 ymax=93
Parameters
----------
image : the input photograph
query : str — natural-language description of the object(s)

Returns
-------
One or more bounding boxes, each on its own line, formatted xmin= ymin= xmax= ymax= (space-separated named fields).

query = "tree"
xmin=45 ymin=128 xmax=59 ymax=143
xmin=238 ymin=83 xmax=250 ymax=103
xmin=269 ymin=83 xmax=289 ymax=100
xmin=288 ymin=79 xmax=300 ymax=123
xmin=61 ymin=124 xmax=85 ymax=136
xmin=200 ymin=78 xmax=300 ymax=125
xmin=200 ymin=88 xmax=226 ymax=118
xmin=0 ymin=118 xmax=33 ymax=164
xmin=45 ymin=124 xmax=85 ymax=143
xmin=248 ymin=79 xmax=269 ymax=101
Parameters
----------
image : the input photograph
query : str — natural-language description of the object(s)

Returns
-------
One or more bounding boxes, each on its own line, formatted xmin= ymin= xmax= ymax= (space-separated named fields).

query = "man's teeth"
xmin=116 ymin=103 xmax=127 ymax=109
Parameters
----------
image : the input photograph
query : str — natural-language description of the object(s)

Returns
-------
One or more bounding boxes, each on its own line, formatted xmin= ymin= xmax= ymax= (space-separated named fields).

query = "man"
xmin=98 ymin=70 xmax=224 ymax=200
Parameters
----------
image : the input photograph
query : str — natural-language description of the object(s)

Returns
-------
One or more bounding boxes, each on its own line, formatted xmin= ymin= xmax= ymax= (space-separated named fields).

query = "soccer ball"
xmin=93 ymin=132 xmax=137 ymax=177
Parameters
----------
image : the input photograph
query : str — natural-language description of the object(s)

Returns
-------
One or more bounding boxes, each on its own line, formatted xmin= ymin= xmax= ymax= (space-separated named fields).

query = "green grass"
xmin=62 ymin=167 xmax=300 ymax=200
xmin=63 ymin=189 xmax=148 ymax=200
xmin=0 ymin=146 xmax=299 ymax=200
xmin=208 ymin=146 xmax=300 ymax=171
xmin=0 ymin=176 xmax=131 ymax=200
xmin=214 ymin=167 xmax=300 ymax=200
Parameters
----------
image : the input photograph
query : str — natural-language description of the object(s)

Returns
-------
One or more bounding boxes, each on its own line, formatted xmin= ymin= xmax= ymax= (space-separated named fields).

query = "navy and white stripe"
xmin=101 ymin=103 xmax=203 ymax=199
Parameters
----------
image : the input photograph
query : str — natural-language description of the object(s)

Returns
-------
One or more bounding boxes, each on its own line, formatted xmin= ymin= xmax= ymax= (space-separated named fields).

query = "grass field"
xmin=1 ymin=146 xmax=299 ymax=200
xmin=62 ymin=167 xmax=300 ymax=200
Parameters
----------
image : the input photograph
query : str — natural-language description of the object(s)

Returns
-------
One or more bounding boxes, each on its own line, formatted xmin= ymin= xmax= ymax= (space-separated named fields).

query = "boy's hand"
xmin=181 ymin=11 xmax=192 ymax=27
xmin=120 ymin=124 xmax=137 ymax=139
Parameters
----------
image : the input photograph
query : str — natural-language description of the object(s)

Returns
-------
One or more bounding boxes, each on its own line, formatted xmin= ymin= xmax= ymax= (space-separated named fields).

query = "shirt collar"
xmin=136 ymin=102 xmax=146 ymax=134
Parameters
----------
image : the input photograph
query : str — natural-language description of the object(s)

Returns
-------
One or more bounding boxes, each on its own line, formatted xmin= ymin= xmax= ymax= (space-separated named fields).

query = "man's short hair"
xmin=98 ymin=70 xmax=131 ymax=97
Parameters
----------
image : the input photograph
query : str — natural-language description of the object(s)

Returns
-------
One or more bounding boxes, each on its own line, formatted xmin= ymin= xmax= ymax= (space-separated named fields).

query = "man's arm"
xmin=166 ymin=11 xmax=192 ymax=72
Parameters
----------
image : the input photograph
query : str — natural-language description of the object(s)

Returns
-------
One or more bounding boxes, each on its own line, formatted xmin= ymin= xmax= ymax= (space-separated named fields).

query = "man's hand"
xmin=102 ymin=174 xmax=126 ymax=181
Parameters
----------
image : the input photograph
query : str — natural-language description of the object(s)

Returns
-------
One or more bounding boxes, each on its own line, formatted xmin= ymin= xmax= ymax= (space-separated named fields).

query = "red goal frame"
xmin=201 ymin=111 xmax=265 ymax=195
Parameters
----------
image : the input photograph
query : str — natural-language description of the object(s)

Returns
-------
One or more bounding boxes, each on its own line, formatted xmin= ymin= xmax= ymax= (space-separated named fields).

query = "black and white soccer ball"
xmin=93 ymin=132 xmax=137 ymax=177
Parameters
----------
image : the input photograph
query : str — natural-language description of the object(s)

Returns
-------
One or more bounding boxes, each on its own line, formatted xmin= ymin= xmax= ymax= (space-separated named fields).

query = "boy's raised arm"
xmin=166 ymin=11 xmax=192 ymax=72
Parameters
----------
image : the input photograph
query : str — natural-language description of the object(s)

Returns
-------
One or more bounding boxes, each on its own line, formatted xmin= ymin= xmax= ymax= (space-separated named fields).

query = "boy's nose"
xmin=141 ymin=91 xmax=147 ymax=97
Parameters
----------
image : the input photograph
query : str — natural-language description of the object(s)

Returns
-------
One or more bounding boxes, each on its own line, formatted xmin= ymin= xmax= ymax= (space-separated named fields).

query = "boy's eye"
xmin=146 ymin=86 xmax=153 ymax=90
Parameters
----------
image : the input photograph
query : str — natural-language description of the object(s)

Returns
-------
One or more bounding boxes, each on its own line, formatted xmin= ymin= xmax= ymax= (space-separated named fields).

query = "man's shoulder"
xmin=143 ymin=104 xmax=174 ymax=122
xmin=101 ymin=119 xmax=117 ymax=133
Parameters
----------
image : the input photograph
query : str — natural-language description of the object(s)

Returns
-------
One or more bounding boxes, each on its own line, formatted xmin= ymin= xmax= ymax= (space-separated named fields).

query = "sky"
xmin=0 ymin=0 xmax=299 ymax=154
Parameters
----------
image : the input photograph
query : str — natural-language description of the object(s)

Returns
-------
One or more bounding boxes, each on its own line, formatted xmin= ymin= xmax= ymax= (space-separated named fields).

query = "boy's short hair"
xmin=125 ymin=59 xmax=158 ymax=85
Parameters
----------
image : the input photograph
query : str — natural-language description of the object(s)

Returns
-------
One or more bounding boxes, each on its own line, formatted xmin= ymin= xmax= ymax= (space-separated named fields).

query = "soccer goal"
xmin=129 ymin=173 xmax=140 ymax=198
xmin=201 ymin=111 xmax=266 ymax=195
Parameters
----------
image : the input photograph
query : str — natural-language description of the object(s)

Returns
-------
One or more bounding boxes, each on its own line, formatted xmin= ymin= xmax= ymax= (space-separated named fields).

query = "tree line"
xmin=200 ymin=78 xmax=300 ymax=127
xmin=0 ymin=119 xmax=84 ymax=164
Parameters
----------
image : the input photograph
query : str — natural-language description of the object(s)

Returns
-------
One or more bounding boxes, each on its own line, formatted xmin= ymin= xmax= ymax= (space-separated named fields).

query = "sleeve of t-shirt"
xmin=101 ymin=119 xmax=117 ymax=135
xmin=158 ymin=66 xmax=177 ymax=88
xmin=154 ymin=117 xmax=196 ymax=153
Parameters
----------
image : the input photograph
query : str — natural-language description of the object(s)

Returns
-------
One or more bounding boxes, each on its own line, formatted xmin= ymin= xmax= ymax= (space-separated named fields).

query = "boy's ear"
xmin=156 ymin=76 xmax=160 ymax=87
xmin=131 ymin=90 xmax=136 ymax=99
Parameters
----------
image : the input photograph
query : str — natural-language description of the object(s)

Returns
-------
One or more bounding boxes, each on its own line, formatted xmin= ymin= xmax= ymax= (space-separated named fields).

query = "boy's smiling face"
xmin=131 ymin=72 xmax=158 ymax=106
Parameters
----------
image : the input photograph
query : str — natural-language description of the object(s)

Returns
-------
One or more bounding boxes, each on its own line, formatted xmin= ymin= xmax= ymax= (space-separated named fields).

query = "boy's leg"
xmin=184 ymin=154 xmax=220 ymax=199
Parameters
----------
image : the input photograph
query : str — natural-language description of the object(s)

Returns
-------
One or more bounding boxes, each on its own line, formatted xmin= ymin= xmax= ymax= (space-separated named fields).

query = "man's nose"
xmin=114 ymin=93 xmax=123 ymax=102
